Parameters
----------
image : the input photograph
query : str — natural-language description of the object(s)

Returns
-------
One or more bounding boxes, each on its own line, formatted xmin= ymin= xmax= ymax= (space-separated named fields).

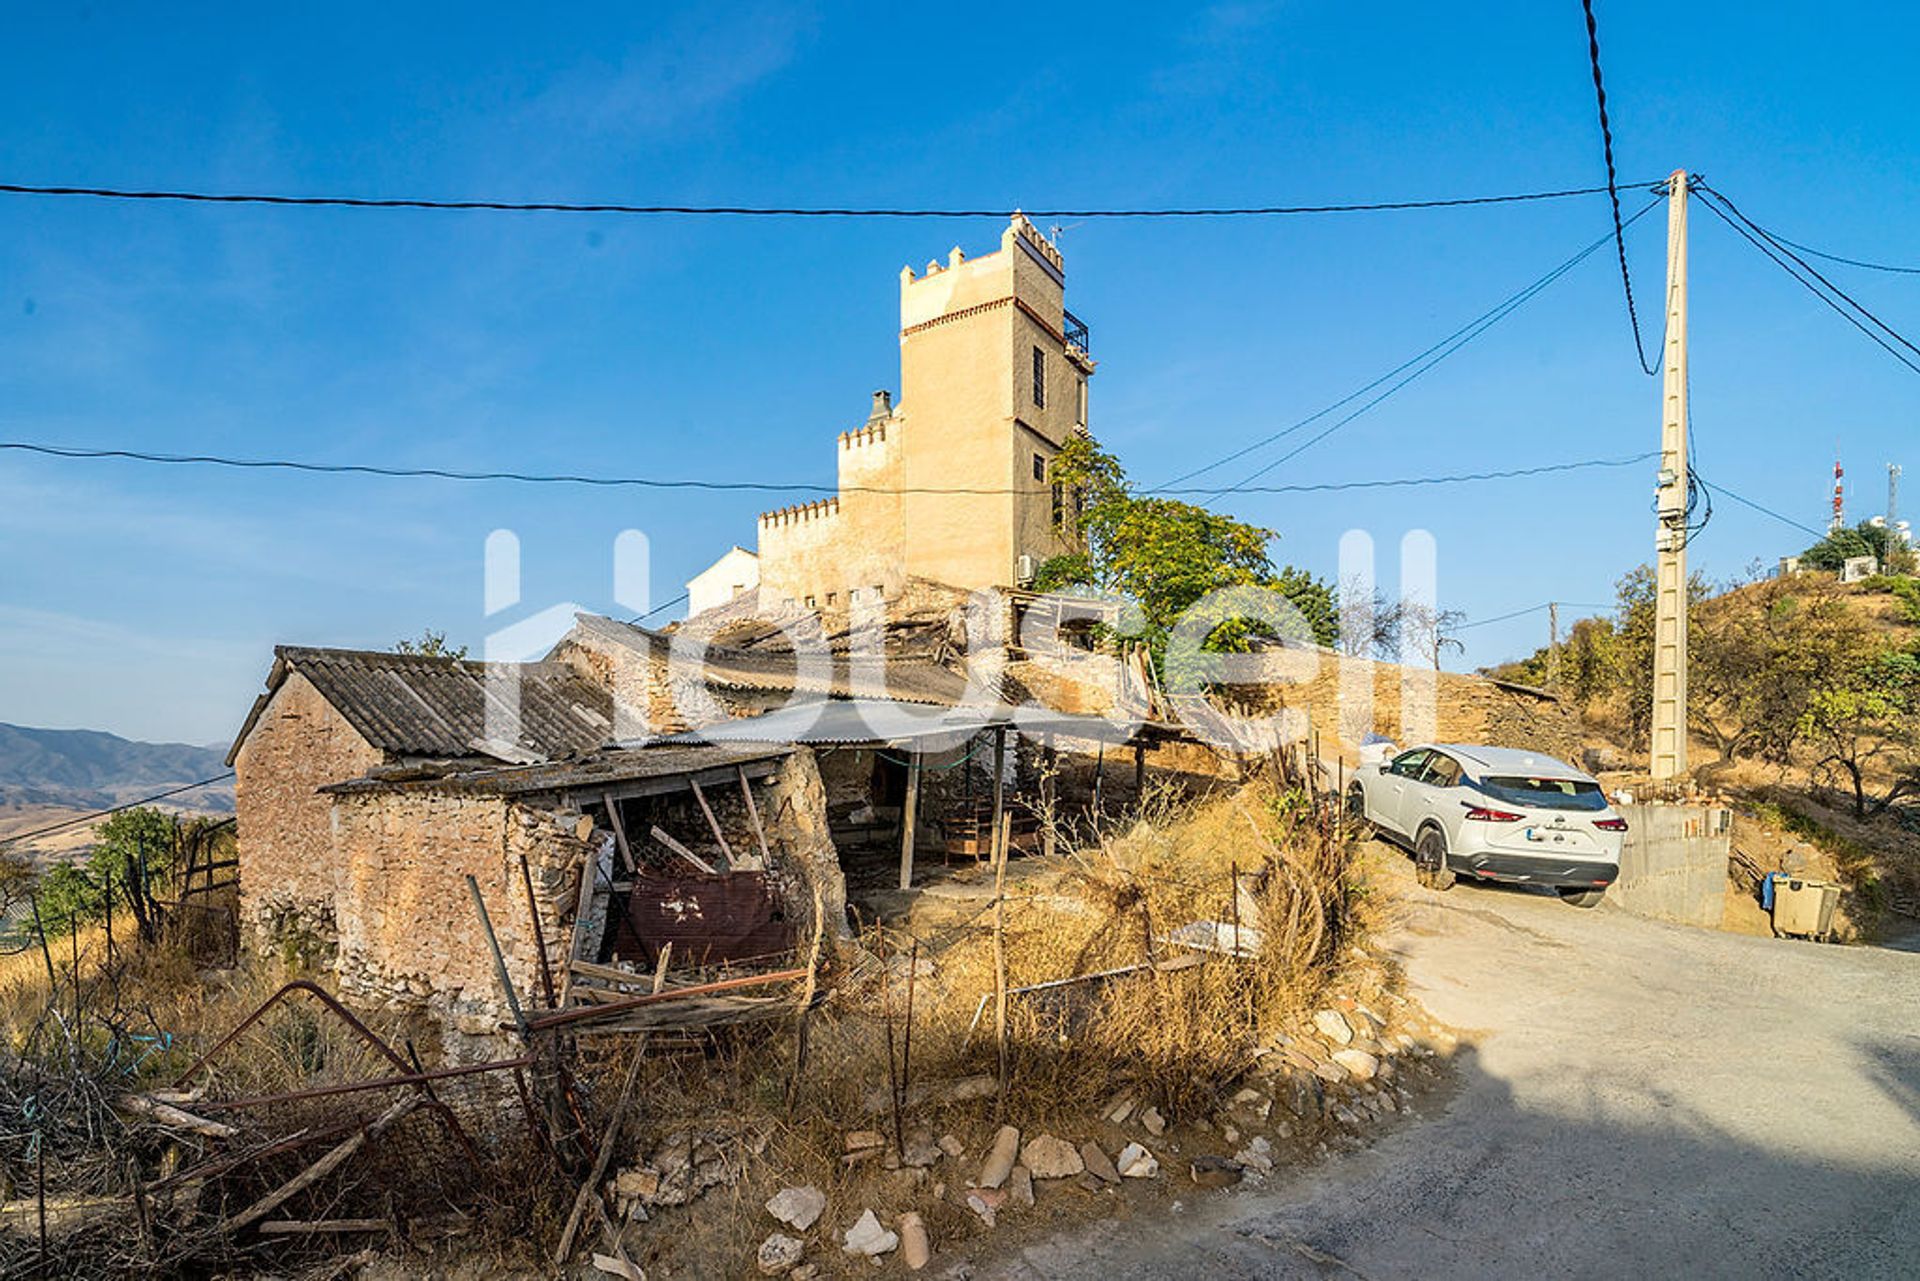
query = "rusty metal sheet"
xmin=611 ymin=872 xmax=794 ymax=967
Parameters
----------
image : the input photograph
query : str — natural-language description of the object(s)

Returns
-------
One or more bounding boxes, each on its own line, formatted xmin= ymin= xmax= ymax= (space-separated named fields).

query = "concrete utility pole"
xmin=1547 ymin=601 xmax=1561 ymax=690
xmin=1651 ymin=169 xmax=1690 ymax=782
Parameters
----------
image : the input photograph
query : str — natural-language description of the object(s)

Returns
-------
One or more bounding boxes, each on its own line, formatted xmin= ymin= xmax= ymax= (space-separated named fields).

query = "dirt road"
xmin=981 ymin=855 xmax=1920 ymax=1278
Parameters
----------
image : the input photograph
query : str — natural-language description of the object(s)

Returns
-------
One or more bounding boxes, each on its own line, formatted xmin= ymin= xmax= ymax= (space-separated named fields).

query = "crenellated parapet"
xmin=758 ymin=497 xmax=842 ymax=528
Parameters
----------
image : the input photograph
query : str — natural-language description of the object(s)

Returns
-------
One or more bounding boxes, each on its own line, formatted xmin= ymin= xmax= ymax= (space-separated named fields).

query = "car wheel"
xmin=1345 ymin=783 xmax=1372 ymax=835
xmin=1559 ymin=888 xmax=1606 ymax=909
xmin=1415 ymin=826 xmax=1454 ymax=891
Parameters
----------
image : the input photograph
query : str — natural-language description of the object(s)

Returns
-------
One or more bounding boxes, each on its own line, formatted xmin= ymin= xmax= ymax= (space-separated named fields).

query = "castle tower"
xmin=739 ymin=216 xmax=1096 ymax=614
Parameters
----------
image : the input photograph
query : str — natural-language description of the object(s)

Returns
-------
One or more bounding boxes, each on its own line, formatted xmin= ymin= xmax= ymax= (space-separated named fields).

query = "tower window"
xmin=1031 ymin=346 xmax=1046 ymax=408
xmin=1032 ymin=453 xmax=1047 ymax=482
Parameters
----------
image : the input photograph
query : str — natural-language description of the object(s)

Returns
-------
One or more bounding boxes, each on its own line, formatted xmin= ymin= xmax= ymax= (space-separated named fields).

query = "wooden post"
xmin=650 ymin=825 xmax=717 ymax=874
xmin=517 ymin=855 xmax=558 ymax=1010
xmin=1133 ymin=741 xmax=1147 ymax=803
xmin=992 ymin=806 xmax=1012 ymax=1115
xmin=688 ymin=778 xmax=736 ymax=869
xmin=466 ymin=875 xmax=529 ymax=1040
xmin=787 ymin=885 xmax=826 ymax=1108
xmin=898 ymin=750 xmax=922 ymax=891
xmin=601 ymin=793 xmax=636 ymax=873
xmin=738 ymin=767 xmax=772 ymax=868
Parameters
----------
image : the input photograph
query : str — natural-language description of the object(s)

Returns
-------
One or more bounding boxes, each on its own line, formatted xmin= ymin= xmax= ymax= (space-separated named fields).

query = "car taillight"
xmin=1593 ymin=817 xmax=1628 ymax=832
xmin=1463 ymin=805 xmax=1525 ymax=822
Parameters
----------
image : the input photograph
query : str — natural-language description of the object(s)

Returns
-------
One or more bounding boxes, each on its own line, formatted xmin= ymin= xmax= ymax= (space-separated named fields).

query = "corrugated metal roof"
xmin=564 ymin=614 xmax=977 ymax=707
xmin=644 ymin=697 xmax=1170 ymax=751
xmin=324 ymin=742 xmax=793 ymax=797
xmin=238 ymin=646 xmax=613 ymax=763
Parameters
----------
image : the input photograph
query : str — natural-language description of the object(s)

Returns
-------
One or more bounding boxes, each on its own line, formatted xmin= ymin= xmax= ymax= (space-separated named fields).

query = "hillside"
xmin=0 ymin=723 xmax=233 ymax=814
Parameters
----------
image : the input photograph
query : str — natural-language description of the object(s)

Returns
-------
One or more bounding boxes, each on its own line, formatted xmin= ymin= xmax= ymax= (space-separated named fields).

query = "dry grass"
xmin=582 ymin=776 xmax=1382 ymax=1275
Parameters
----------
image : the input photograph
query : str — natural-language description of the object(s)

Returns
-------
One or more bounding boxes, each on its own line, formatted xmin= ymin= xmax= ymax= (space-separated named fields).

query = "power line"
xmin=1580 ymin=0 xmax=1661 ymax=375
xmin=0 ymin=773 xmax=235 ymax=847
xmin=1763 ymin=230 xmax=1920 ymax=276
xmin=1201 ymin=197 xmax=1664 ymax=497
xmin=1693 ymin=186 xmax=1920 ymax=375
xmin=1696 ymin=477 xmax=1827 ymax=540
xmin=628 ymin=592 xmax=689 ymax=625
xmin=0 ymin=180 xmax=1646 ymax=221
xmin=1456 ymin=599 xmax=1616 ymax=631
xmin=0 ymin=439 xmax=1655 ymax=497
xmin=1700 ymin=183 xmax=1920 ymax=362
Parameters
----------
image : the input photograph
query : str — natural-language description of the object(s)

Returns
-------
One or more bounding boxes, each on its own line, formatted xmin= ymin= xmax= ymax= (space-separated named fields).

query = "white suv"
xmin=1346 ymin=744 xmax=1626 ymax=908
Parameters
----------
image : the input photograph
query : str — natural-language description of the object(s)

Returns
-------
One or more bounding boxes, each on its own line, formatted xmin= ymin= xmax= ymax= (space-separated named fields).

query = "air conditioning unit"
xmin=1015 ymin=553 xmax=1036 ymax=586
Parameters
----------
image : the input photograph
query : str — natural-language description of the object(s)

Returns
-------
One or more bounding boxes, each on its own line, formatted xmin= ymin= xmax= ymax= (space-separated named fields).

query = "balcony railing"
xmin=1062 ymin=309 xmax=1090 ymax=356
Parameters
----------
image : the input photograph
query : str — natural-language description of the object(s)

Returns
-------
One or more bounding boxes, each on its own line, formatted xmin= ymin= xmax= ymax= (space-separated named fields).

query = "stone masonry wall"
xmin=328 ymin=789 xmax=591 ymax=1037
xmin=233 ymin=670 xmax=384 ymax=953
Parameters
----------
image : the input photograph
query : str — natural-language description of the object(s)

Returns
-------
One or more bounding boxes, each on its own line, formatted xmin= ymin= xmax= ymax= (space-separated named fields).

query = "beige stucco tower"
xmin=742 ymin=215 xmax=1095 ymax=612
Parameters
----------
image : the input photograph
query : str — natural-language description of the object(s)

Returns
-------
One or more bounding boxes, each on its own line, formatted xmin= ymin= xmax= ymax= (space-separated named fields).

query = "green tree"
xmin=1039 ymin=434 xmax=1338 ymax=665
xmin=1801 ymin=521 xmax=1915 ymax=575
xmin=394 ymin=629 xmax=468 ymax=660
xmin=1801 ymin=646 xmax=1920 ymax=818
xmin=32 ymin=806 xmax=181 ymax=939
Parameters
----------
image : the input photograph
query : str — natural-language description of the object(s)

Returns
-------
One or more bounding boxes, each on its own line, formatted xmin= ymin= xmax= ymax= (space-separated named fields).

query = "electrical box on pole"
xmin=1650 ymin=170 xmax=1690 ymax=782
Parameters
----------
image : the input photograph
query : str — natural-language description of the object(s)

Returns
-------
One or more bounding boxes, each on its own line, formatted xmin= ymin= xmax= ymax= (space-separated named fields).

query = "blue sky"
xmin=1 ymin=2 xmax=1914 ymax=744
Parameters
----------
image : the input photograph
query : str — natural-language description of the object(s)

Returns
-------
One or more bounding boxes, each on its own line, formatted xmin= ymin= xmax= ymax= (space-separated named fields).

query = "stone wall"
xmin=327 ymin=787 xmax=591 ymax=1035
xmin=232 ymin=670 xmax=383 ymax=953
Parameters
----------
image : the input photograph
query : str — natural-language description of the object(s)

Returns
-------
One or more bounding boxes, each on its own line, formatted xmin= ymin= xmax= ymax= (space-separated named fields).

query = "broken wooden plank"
xmin=525 ymin=967 xmax=807 ymax=1033
xmin=219 ymin=1096 xmax=422 ymax=1236
xmin=687 ymin=778 xmax=735 ymax=869
xmin=601 ymin=793 xmax=637 ymax=874
xmin=258 ymin=1218 xmax=391 ymax=1235
xmin=117 ymin=1094 xmax=238 ymax=1139
xmin=591 ymin=1252 xmax=645 ymax=1280
xmin=649 ymin=825 xmax=716 ymax=875
xmin=738 ymin=766 xmax=772 ymax=869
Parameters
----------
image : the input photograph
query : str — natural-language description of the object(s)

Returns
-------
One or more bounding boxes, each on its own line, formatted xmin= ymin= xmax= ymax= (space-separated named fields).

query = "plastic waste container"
xmin=1769 ymin=876 xmax=1840 ymax=940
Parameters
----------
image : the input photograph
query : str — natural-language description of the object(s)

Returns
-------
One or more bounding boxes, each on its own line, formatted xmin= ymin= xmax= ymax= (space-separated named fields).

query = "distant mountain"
xmin=0 ymin=723 xmax=234 ymax=813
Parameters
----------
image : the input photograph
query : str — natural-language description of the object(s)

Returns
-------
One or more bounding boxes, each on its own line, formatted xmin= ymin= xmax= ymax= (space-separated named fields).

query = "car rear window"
xmin=1478 ymin=775 xmax=1608 ymax=811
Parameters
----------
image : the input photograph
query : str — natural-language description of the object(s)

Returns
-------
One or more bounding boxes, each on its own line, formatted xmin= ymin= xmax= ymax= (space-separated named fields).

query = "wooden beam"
xmin=600 ymin=793 xmax=636 ymax=874
xmin=687 ymin=778 xmax=736 ymax=869
xmin=649 ymin=826 xmax=716 ymax=875
xmin=898 ymin=750 xmax=922 ymax=891
xmin=738 ymin=767 xmax=772 ymax=869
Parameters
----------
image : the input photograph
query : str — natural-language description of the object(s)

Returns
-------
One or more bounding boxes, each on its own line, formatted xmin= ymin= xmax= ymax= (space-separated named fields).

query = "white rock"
xmin=1332 ymin=1048 xmax=1380 ymax=1081
xmin=1116 ymin=1142 xmax=1160 ymax=1178
xmin=766 ymin=1185 xmax=827 ymax=1231
xmin=1020 ymin=1134 xmax=1084 ymax=1179
xmin=1235 ymin=1136 xmax=1275 ymax=1173
xmin=758 ymin=1233 xmax=805 ymax=1275
xmin=1313 ymin=1009 xmax=1354 ymax=1045
xmin=976 ymin=1125 xmax=1021 ymax=1189
xmin=842 ymin=1209 xmax=898 ymax=1257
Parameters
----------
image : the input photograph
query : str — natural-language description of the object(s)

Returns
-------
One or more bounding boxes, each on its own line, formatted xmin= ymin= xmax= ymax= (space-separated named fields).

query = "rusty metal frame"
xmin=172 ymin=979 xmax=484 ymax=1164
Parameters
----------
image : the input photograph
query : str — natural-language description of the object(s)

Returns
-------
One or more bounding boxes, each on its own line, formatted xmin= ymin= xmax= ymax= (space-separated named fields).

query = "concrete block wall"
xmin=1611 ymin=803 xmax=1731 ymax=927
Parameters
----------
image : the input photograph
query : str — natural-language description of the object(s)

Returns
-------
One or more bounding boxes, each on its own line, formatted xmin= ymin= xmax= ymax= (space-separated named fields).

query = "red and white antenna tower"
xmin=1830 ymin=455 xmax=1846 ymax=533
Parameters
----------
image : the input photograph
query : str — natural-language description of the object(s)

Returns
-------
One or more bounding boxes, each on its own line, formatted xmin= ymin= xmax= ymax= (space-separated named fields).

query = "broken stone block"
xmin=1189 ymin=1155 xmax=1244 ymax=1188
xmin=845 ymin=1129 xmax=886 ymax=1154
xmin=937 ymin=1134 xmax=965 ymax=1158
xmin=965 ymin=1186 xmax=1005 ymax=1227
xmin=766 ymin=1185 xmax=826 ymax=1232
xmin=1140 ymin=1106 xmax=1167 ymax=1136
xmin=1019 ymin=1134 xmax=1083 ymax=1179
xmin=1104 ymin=1092 xmax=1137 ymax=1125
xmin=842 ymin=1209 xmax=898 ymax=1257
xmin=1009 ymin=1165 xmax=1035 ymax=1207
xmin=1332 ymin=1049 xmax=1379 ymax=1081
xmin=758 ymin=1233 xmax=805 ymax=1275
xmin=1115 ymin=1142 xmax=1159 ymax=1178
xmin=614 ymin=1168 xmax=661 ymax=1201
xmin=1313 ymin=1009 xmax=1354 ymax=1046
xmin=1079 ymin=1141 xmax=1120 ymax=1185
xmin=900 ymin=1132 xmax=942 ymax=1168
xmin=976 ymin=1125 xmax=1020 ymax=1189
xmin=898 ymin=1211 xmax=931 ymax=1271
xmin=1235 ymin=1136 xmax=1275 ymax=1173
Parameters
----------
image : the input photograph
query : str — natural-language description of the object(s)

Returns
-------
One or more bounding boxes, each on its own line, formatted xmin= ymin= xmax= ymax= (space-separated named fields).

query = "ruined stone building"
xmin=686 ymin=214 xmax=1097 ymax=614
